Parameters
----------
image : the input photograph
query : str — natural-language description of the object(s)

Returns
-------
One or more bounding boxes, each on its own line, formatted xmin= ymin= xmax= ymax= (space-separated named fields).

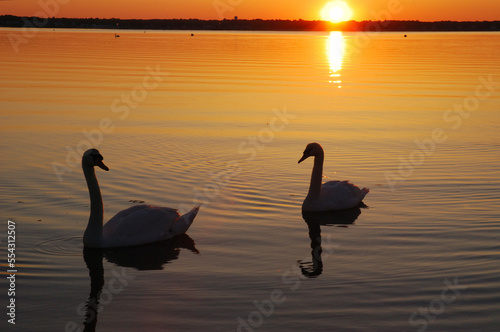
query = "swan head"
xmin=82 ymin=149 xmax=109 ymax=171
xmin=298 ymin=142 xmax=323 ymax=163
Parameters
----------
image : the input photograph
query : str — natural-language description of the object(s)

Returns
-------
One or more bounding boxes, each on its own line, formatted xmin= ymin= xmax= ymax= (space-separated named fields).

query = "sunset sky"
xmin=0 ymin=0 xmax=499 ymax=21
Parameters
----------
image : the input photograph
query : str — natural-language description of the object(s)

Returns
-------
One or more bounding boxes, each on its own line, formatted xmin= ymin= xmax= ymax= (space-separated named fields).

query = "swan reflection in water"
xmin=299 ymin=204 xmax=366 ymax=278
xmin=81 ymin=234 xmax=199 ymax=332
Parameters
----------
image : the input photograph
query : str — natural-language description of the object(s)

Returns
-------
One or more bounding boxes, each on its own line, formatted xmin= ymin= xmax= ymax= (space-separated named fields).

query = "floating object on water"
xmin=81 ymin=148 xmax=199 ymax=248
xmin=298 ymin=142 xmax=369 ymax=211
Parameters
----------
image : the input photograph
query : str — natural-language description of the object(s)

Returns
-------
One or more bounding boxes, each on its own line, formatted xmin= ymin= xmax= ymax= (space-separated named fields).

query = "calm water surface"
xmin=0 ymin=29 xmax=499 ymax=331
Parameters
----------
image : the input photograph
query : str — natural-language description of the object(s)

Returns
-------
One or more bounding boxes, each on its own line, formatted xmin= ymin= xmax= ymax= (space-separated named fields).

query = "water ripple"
xmin=33 ymin=236 xmax=83 ymax=256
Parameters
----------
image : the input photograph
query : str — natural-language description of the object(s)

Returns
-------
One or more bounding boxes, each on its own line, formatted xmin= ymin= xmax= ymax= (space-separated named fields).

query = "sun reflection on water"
xmin=327 ymin=31 xmax=345 ymax=87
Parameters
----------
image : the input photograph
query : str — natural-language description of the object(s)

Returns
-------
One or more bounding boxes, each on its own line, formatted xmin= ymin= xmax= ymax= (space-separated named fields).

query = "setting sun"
xmin=321 ymin=1 xmax=353 ymax=23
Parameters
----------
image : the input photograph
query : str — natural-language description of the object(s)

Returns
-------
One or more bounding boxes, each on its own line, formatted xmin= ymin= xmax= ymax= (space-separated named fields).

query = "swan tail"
xmin=173 ymin=205 xmax=200 ymax=235
xmin=360 ymin=188 xmax=369 ymax=200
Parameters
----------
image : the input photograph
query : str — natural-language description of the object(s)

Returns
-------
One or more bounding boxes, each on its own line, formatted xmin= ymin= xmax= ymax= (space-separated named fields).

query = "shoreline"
xmin=1 ymin=15 xmax=499 ymax=32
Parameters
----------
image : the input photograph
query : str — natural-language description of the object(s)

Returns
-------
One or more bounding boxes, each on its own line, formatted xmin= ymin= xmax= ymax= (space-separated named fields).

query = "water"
xmin=1 ymin=29 xmax=499 ymax=331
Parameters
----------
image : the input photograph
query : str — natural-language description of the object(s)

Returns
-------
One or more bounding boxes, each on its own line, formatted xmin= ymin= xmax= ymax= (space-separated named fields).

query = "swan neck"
xmin=83 ymin=165 xmax=103 ymax=247
xmin=308 ymin=153 xmax=324 ymax=199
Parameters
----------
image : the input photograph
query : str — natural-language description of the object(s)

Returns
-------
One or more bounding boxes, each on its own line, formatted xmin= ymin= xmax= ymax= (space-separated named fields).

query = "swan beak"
xmin=298 ymin=154 xmax=308 ymax=164
xmin=96 ymin=160 xmax=109 ymax=171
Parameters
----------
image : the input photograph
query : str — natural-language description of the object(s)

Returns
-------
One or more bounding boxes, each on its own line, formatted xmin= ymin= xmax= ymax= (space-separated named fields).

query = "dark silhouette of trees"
xmin=0 ymin=15 xmax=498 ymax=31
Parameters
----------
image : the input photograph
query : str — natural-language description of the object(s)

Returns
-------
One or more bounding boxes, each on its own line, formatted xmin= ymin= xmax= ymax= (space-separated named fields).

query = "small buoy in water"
xmin=115 ymin=33 xmax=120 ymax=38
xmin=191 ymin=33 xmax=194 ymax=36
xmin=404 ymin=34 xmax=407 ymax=37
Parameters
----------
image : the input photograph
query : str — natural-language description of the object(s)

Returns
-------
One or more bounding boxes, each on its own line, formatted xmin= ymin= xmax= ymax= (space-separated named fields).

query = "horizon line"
xmin=1 ymin=14 xmax=499 ymax=23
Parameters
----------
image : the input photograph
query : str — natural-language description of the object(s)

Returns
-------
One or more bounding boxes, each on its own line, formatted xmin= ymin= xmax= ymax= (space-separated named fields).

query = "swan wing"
xmin=102 ymin=205 xmax=182 ymax=247
xmin=320 ymin=181 xmax=364 ymax=210
xmin=321 ymin=180 xmax=341 ymax=188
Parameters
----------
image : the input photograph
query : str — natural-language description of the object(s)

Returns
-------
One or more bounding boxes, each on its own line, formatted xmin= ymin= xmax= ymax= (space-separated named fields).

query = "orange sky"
xmin=0 ymin=0 xmax=499 ymax=21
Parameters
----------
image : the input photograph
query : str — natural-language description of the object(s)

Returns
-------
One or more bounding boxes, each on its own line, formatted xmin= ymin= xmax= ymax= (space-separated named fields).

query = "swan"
xmin=298 ymin=142 xmax=369 ymax=211
xmin=82 ymin=148 xmax=199 ymax=248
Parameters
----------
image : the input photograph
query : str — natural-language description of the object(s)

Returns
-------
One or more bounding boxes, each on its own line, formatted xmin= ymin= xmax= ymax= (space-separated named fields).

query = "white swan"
xmin=298 ymin=142 xmax=369 ymax=211
xmin=82 ymin=148 xmax=199 ymax=248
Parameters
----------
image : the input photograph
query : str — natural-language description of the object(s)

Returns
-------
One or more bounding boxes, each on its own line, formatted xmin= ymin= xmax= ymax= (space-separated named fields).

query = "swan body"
xmin=298 ymin=143 xmax=369 ymax=211
xmin=82 ymin=148 xmax=199 ymax=248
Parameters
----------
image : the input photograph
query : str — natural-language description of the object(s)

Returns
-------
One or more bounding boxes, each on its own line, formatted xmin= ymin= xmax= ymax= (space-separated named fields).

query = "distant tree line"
xmin=0 ymin=15 xmax=498 ymax=31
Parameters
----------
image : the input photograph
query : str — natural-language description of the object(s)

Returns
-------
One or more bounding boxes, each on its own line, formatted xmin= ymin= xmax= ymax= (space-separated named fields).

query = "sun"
xmin=321 ymin=1 xmax=353 ymax=23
